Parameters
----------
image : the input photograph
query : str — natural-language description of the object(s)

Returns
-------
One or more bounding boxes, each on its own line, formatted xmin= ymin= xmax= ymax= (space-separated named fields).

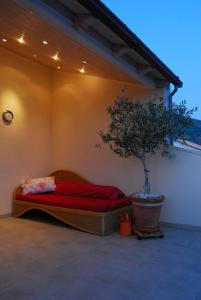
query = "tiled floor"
xmin=1 ymin=213 xmax=201 ymax=300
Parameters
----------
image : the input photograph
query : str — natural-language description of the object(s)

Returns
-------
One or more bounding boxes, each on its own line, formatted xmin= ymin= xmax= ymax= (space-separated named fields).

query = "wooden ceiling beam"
xmin=74 ymin=14 xmax=96 ymax=30
xmin=112 ymin=45 xmax=131 ymax=57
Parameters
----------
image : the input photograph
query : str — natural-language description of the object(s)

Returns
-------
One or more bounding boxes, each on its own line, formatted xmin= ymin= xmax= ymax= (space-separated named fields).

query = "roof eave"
xmin=76 ymin=0 xmax=183 ymax=87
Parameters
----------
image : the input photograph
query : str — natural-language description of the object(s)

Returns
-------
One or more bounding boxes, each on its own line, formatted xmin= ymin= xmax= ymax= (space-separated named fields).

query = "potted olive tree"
xmin=98 ymin=95 xmax=197 ymax=235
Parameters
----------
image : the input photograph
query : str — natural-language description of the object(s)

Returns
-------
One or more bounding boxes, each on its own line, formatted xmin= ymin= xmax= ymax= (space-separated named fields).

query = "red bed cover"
xmin=16 ymin=193 xmax=131 ymax=213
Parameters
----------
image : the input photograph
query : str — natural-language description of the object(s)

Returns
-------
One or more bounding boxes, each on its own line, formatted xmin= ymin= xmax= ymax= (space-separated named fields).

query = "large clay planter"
xmin=132 ymin=196 xmax=165 ymax=233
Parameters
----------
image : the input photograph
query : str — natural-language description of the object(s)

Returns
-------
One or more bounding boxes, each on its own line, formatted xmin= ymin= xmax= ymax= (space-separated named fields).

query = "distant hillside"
xmin=184 ymin=119 xmax=201 ymax=145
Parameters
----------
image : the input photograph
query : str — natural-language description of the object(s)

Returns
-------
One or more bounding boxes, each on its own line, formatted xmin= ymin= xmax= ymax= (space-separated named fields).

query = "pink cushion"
xmin=21 ymin=176 xmax=56 ymax=195
xmin=56 ymin=181 xmax=125 ymax=199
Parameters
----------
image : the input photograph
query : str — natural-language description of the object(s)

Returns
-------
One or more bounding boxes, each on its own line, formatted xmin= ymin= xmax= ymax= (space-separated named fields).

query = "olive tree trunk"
xmin=140 ymin=158 xmax=151 ymax=194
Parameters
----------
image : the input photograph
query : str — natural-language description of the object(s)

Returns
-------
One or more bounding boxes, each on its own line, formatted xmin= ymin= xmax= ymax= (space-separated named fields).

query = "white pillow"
xmin=21 ymin=176 xmax=56 ymax=195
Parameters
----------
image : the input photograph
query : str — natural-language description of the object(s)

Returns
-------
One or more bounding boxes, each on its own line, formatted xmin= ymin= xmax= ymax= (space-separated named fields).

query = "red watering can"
xmin=119 ymin=213 xmax=132 ymax=236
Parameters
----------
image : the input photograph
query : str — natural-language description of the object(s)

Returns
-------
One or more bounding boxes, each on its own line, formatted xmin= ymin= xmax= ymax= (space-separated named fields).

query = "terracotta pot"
xmin=119 ymin=213 xmax=132 ymax=236
xmin=132 ymin=195 xmax=165 ymax=233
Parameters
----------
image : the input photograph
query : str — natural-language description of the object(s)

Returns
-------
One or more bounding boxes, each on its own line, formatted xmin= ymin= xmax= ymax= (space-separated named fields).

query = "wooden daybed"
xmin=12 ymin=170 xmax=133 ymax=235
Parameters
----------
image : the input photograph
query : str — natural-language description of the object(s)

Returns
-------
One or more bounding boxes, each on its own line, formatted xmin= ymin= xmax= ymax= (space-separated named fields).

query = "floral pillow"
xmin=21 ymin=176 xmax=56 ymax=195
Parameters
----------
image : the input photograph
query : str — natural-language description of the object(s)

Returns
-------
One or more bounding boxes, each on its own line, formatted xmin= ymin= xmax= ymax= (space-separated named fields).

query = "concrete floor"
xmin=1 ymin=212 xmax=201 ymax=300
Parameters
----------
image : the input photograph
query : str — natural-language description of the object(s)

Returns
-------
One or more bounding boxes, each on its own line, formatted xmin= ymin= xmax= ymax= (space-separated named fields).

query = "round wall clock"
xmin=2 ymin=110 xmax=14 ymax=124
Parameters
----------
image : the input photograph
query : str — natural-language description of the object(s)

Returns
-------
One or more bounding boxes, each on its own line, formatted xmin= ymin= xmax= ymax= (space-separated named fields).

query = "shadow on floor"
xmin=21 ymin=209 xmax=70 ymax=229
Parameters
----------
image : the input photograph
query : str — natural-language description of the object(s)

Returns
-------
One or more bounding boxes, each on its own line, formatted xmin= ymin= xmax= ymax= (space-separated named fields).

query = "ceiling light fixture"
xmin=42 ymin=40 xmax=48 ymax=45
xmin=2 ymin=38 xmax=7 ymax=42
xmin=79 ymin=67 xmax=85 ymax=74
xmin=33 ymin=54 xmax=37 ymax=58
xmin=57 ymin=66 xmax=61 ymax=70
xmin=79 ymin=60 xmax=88 ymax=74
xmin=16 ymin=34 xmax=25 ymax=44
xmin=52 ymin=52 xmax=59 ymax=61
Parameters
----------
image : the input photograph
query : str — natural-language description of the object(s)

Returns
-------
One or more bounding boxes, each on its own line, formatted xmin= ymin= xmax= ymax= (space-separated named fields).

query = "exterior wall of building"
xmin=1 ymin=48 xmax=200 ymax=229
xmin=150 ymin=147 xmax=201 ymax=227
xmin=0 ymin=47 xmax=53 ymax=215
xmin=51 ymin=71 xmax=201 ymax=229
xmin=51 ymin=71 xmax=162 ymax=195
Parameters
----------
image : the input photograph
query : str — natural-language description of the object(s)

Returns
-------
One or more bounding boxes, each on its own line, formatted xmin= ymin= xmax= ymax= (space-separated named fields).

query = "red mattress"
xmin=16 ymin=193 xmax=131 ymax=213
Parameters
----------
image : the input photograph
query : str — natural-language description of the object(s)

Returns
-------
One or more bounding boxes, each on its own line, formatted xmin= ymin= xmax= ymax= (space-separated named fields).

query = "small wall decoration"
xmin=2 ymin=110 xmax=14 ymax=124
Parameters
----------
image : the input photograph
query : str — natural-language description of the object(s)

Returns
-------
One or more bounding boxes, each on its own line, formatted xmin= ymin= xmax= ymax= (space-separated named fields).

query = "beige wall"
xmin=52 ymin=71 xmax=201 ymax=228
xmin=0 ymin=48 xmax=52 ymax=215
xmin=1 ymin=48 xmax=200 ymax=229
xmin=150 ymin=148 xmax=201 ymax=227
xmin=52 ymin=71 xmax=162 ymax=193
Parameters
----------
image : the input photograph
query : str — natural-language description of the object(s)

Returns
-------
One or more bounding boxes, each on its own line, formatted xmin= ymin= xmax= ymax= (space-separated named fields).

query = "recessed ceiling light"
xmin=57 ymin=66 xmax=61 ymax=70
xmin=2 ymin=38 xmax=7 ymax=42
xmin=42 ymin=40 xmax=48 ymax=45
xmin=79 ymin=67 xmax=85 ymax=74
xmin=79 ymin=60 xmax=88 ymax=73
xmin=52 ymin=52 xmax=59 ymax=61
xmin=16 ymin=34 xmax=25 ymax=44
xmin=33 ymin=54 xmax=37 ymax=58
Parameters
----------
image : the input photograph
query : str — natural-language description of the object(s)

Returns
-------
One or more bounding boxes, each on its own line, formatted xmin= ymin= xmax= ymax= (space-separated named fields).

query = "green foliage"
xmin=99 ymin=97 xmax=196 ymax=160
xmin=98 ymin=95 xmax=197 ymax=193
xmin=170 ymin=101 xmax=198 ymax=141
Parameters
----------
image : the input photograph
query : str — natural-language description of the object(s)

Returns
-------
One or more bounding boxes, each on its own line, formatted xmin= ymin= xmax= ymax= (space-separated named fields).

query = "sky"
xmin=102 ymin=0 xmax=201 ymax=119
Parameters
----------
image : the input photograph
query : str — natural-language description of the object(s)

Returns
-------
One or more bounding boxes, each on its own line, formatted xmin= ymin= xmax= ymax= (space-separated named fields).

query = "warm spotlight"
xmin=42 ymin=40 xmax=48 ymax=45
xmin=2 ymin=38 xmax=7 ymax=42
xmin=52 ymin=52 xmax=59 ymax=61
xmin=79 ymin=60 xmax=88 ymax=74
xmin=79 ymin=67 xmax=85 ymax=73
xmin=16 ymin=34 xmax=25 ymax=44
xmin=57 ymin=66 xmax=61 ymax=70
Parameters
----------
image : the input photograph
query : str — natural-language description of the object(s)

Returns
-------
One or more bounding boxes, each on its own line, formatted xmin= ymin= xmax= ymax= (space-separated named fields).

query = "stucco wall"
xmin=0 ymin=48 xmax=52 ymax=215
xmin=52 ymin=71 xmax=201 ymax=228
xmin=1 ymin=48 xmax=200 ymax=229
xmin=51 ymin=71 xmax=162 ymax=194
xmin=150 ymin=148 xmax=201 ymax=227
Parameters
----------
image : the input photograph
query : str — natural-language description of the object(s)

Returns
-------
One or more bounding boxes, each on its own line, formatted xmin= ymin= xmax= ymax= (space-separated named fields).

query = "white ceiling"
xmin=0 ymin=0 xmax=143 ymax=84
